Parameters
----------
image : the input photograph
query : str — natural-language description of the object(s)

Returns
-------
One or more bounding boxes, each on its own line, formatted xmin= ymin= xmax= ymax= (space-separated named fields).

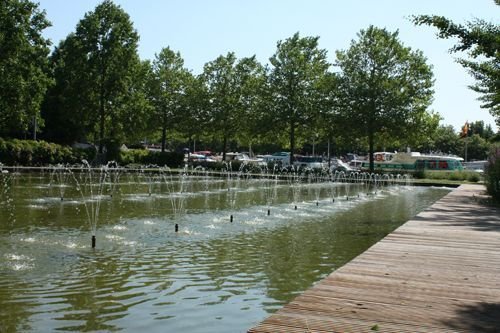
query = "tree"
xmin=335 ymin=26 xmax=434 ymax=171
xmin=413 ymin=5 xmax=500 ymax=125
xmin=429 ymin=125 xmax=461 ymax=155
xmin=46 ymin=0 xmax=141 ymax=153
xmin=468 ymin=120 xmax=495 ymax=140
xmin=267 ymin=32 xmax=331 ymax=164
xmin=149 ymin=47 xmax=191 ymax=152
xmin=0 ymin=0 xmax=52 ymax=138
xmin=233 ymin=56 xmax=267 ymax=154
xmin=464 ymin=134 xmax=490 ymax=161
xmin=202 ymin=53 xmax=264 ymax=161
xmin=118 ymin=59 xmax=154 ymax=144
xmin=42 ymin=36 xmax=93 ymax=144
xmin=176 ymin=73 xmax=209 ymax=151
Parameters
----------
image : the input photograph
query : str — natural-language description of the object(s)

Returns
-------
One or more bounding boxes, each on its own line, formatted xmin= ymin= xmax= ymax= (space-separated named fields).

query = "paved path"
xmin=248 ymin=184 xmax=500 ymax=333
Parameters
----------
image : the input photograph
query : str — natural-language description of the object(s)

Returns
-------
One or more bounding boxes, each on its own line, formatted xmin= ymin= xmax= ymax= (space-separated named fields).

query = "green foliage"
xmin=175 ymin=74 xmax=210 ymax=145
xmin=413 ymin=11 xmax=500 ymax=126
xmin=267 ymin=32 xmax=331 ymax=164
xmin=422 ymin=170 xmax=482 ymax=182
xmin=412 ymin=169 xmax=426 ymax=179
xmin=485 ymin=146 xmax=500 ymax=202
xmin=468 ymin=120 xmax=495 ymax=140
xmin=422 ymin=125 xmax=463 ymax=155
xmin=148 ymin=48 xmax=192 ymax=152
xmin=44 ymin=0 xmax=143 ymax=152
xmin=41 ymin=36 xmax=89 ymax=144
xmin=467 ymin=172 xmax=481 ymax=183
xmin=465 ymin=134 xmax=491 ymax=161
xmin=0 ymin=0 xmax=52 ymax=138
xmin=146 ymin=152 xmax=184 ymax=167
xmin=119 ymin=149 xmax=184 ymax=167
xmin=102 ymin=139 xmax=121 ymax=162
xmin=335 ymin=26 xmax=434 ymax=171
xmin=202 ymin=53 xmax=265 ymax=160
xmin=119 ymin=149 xmax=150 ymax=165
xmin=0 ymin=139 xmax=95 ymax=166
xmin=417 ymin=123 xmax=494 ymax=161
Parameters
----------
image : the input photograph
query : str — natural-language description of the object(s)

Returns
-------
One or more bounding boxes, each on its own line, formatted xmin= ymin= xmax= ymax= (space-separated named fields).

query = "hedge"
xmin=119 ymin=149 xmax=184 ymax=168
xmin=0 ymin=138 xmax=95 ymax=166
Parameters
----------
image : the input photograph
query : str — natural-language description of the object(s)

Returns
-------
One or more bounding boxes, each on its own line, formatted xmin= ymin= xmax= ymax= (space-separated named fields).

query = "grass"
xmin=418 ymin=170 xmax=482 ymax=183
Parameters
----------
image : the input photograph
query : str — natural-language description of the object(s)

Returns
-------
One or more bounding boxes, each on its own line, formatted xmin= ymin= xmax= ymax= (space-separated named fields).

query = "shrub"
xmin=146 ymin=151 xmax=184 ymax=167
xmin=103 ymin=139 xmax=122 ymax=162
xmin=118 ymin=149 xmax=184 ymax=168
xmin=422 ymin=170 xmax=482 ymax=182
xmin=119 ymin=149 xmax=150 ymax=165
xmin=467 ymin=172 xmax=481 ymax=183
xmin=448 ymin=171 xmax=463 ymax=181
xmin=412 ymin=169 xmax=425 ymax=179
xmin=0 ymin=139 xmax=95 ymax=166
xmin=485 ymin=146 xmax=500 ymax=202
xmin=72 ymin=147 xmax=96 ymax=163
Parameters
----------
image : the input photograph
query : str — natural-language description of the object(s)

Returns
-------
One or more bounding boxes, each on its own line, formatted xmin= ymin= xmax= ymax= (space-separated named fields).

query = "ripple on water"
xmin=112 ymin=225 xmax=128 ymax=231
xmin=26 ymin=204 xmax=49 ymax=210
xmin=4 ymin=253 xmax=35 ymax=271
xmin=104 ymin=234 xmax=137 ymax=246
xmin=0 ymin=182 xmax=448 ymax=333
xmin=244 ymin=217 xmax=266 ymax=226
xmin=123 ymin=194 xmax=155 ymax=202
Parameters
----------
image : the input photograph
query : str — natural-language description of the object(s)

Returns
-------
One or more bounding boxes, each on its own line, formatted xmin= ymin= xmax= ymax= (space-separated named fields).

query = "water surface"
xmin=0 ymin=172 xmax=449 ymax=332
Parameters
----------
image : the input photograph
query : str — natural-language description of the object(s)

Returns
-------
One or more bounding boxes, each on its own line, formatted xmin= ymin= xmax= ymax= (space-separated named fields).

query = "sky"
xmin=36 ymin=0 xmax=499 ymax=132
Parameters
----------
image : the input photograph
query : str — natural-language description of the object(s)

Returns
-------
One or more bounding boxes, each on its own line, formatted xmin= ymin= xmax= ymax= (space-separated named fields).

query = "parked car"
xmin=346 ymin=153 xmax=360 ymax=161
xmin=225 ymin=153 xmax=266 ymax=166
xmin=188 ymin=153 xmax=216 ymax=163
xmin=348 ymin=160 xmax=364 ymax=171
xmin=265 ymin=152 xmax=291 ymax=166
xmin=330 ymin=159 xmax=354 ymax=172
xmin=293 ymin=156 xmax=326 ymax=170
xmin=463 ymin=160 xmax=487 ymax=173
xmin=193 ymin=151 xmax=218 ymax=162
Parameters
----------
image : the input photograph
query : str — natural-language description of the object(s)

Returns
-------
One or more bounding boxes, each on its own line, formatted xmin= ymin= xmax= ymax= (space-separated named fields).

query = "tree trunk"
xmin=327 ymin=136 xmax=331 ymax=168
xmin=289 ymin=120 xmax=295 ymax=166
xmin=98 ymin=62 xmax=106 ymax=154
xmin=161 ymin=125 xmax=166 ymax=153
xmin=99 ymin=91 xmax=105 ymax=154
xmin=222 ymin=134 xmax=228 ymax=162
xmin=368 ymin=128 xmax=375 ymax=172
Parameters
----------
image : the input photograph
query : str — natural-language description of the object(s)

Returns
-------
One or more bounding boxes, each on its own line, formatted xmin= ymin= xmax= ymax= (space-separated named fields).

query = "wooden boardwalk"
xmin=249 ymin=185 xmax=500 ymax=333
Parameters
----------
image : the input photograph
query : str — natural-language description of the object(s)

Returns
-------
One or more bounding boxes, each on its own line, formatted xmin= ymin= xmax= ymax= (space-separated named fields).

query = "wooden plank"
xmin=248 ymin=185 xmax=500 ymax=333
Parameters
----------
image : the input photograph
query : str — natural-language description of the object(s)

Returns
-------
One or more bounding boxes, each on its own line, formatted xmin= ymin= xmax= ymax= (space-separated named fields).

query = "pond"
xmin=0 ymin=169 xmax=449 ymax=332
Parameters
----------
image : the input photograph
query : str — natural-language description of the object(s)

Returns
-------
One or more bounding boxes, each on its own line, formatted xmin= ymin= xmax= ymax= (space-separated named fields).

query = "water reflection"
xmin=0 ymin=173 xmax=448 ymax=332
